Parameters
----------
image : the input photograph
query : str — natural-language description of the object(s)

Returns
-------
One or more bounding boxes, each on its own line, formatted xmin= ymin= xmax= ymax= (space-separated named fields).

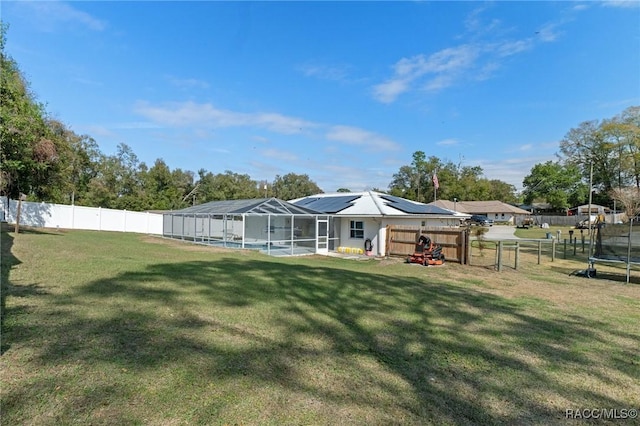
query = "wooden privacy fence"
xmin=386 ymin=226 xmax=470 ymax=264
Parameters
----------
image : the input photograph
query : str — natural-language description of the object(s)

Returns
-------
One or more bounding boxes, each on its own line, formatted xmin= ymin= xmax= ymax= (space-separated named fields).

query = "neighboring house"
xmin=568 ymin=204 xmax=611 ymax=216
xmin=519 ymin=203 xmax=555 ymax=214
xmin=291 ymin=191 xmax=467 ymax=256
xmin=429 ymin=200 xmax=531 ymax=225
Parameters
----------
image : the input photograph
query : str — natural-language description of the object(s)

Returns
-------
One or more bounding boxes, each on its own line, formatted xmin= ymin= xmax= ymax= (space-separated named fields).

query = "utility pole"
xmin=587 ymin=162 xmax=594 ymax=264
xmin=14 ymin=193 xmax=26 ymax=234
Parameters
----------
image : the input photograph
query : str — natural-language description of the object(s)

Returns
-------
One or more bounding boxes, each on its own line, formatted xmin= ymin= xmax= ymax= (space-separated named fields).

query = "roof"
xmin=429 ymin=200 xmax=531 ymax=215
xmin=570 ymin=204 xmax=611 ymax=213
xmin=167 ymin=198 xmax=320 ymax=215
xmin=291 ymin=191 xmax=459 ymax=217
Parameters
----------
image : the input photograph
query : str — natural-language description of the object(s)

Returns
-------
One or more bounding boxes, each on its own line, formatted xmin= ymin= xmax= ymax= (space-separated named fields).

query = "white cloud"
xmin=166 ymin=76 xmax=210 ymax=90
xmin=298 ymin=63 xmax=351 ymax=82
xmin=475 ymin=154 xmax=558 ymax=190
xmin=261 ymin=149 xmax=298 ymax=162
xmin=83 ymin=125 xmax=114 ymax=138
xmin=134 ymin=101 xmax=316 ymax=134
xmin=373 ymin=45 xmax=479 ymax=102
xmin=463 ymin=4 xmax=495 ymax=35
xmin=421 ymin=45 xmax=480 ymax=73
xmin=423 ymin=74 xmax=456 ymax=92
xmin=602 ymin=0 xmax=640 ymax=8
xmin=209 ymin=148 xmax=231 ymax=154
xmin=255 ymin=112 xmax=315 ymax=134
xmin=372 ymin=79 xmax=410 ymax=104
xmin=372 ymin=7 xmax=568 ymax=103
xmin=536 ymin=23 xmax=562 ymax=42
xmin=113 ymin=121 xmax=162 ymax=130
xmin=475 ymin=62 xmax=501 ymax=81
xmin=326 ymin=125 xmax=400 ymax=151
xmin=436 ymin=139 xmax=459 ymax=146
xmin=23 ymin=1 xmax=106 ymax=32
xmin=251 ymin=135 xmax=270 ymax=143
xmin=495 ymin=39 xmax=534 ymax=57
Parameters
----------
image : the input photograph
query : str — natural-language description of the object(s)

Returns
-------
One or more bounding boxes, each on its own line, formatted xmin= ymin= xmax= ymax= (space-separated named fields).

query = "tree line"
xmin=2 ymin=23 xmax=638 ymax=213
xmin=386 ymin=151 xmax=518 ymax=204
xmin=523 ymin=106 xmax=639 ymax=211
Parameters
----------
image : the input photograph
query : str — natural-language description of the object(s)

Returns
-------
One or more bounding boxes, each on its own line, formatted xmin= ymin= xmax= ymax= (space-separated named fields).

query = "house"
xmin=568 ymin=204 xmax=611 ymax=216
xmin=162 ymin=193 xmax=468 ymax=257
xmin=291 ymin=191 xmax=467 ymax=256
xmin=429 ymin=200 xmax=531 ymax=225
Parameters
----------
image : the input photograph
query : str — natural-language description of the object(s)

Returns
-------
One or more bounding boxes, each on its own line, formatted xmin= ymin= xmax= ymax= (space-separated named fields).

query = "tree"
xmin=336 ymin=188 xmax=351 ymax=193
xmin=522 ymin=161 xmax=586 ymax=210
xmin=607 ymin=106 xmax=640 ymax=189
xmin=0 ymin=23 xmax=60 ymax=201
xmin=559 ymin=120 xmax=613 ymax=202
xmin=45 ymin=119 xmax=101 ymax=205
xmin=272 ymin=173 xmax=322 ymax=200
xmin=388 ymin=151 xmax=443 ymax=202
xmin=139 ymin=159 xmax=196 ymax=210
xmin=83 ymin=143 xmax=148 ymax=209
xmin=171 ymin=168 xmax=196 ymax=206
xmin=388 ymin=165 xmax=416 ymax=199
xmin=486 ymin=180 xmax=518 ymax=204
xmin=196 ymin=170 xmax=258 ymax=202
xmin=388 ymin=151 xmax=517 ymax=203
xmin=610 ymin=187 xmax=640 ymax=220
xmin=559 ymin=108 xmax=640 ymax=207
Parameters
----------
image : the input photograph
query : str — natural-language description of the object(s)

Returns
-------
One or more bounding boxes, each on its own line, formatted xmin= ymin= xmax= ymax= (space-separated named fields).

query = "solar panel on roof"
xmin=293 ymin=195 xmax=360 ymax=213
xmin=294 ymin=197 xmax=321 ymax=206
xmin=380 ymin=195 xmax=452 ymax=215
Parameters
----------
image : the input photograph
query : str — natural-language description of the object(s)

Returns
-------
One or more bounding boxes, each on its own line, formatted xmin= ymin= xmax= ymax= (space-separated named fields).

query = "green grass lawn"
xmin=2 ymin=229 xmax=639 ymax=425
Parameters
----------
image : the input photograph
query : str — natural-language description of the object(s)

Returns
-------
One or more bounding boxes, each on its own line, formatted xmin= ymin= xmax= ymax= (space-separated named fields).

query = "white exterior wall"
xmin=339 ymin=217 xmax=381 ymax=254
xmin=1 ymin=198 xmax=163 ymax=234
xmin=485 ymin=212 xmax=515 ymax=224
xmin=336 ymin=216 xmax=461 ymax=256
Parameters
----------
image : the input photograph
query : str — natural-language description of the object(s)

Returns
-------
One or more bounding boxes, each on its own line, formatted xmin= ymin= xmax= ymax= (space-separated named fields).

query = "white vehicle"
xmin=576 ymin=215 xmax=598 ymax=229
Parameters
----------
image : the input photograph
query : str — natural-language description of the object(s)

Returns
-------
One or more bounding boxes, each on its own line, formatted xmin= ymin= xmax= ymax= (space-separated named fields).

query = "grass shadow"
xmin=5 ymin=252 xmax=638 ymax=423
xmin=1 ymin=229 xmax=21 ymax=354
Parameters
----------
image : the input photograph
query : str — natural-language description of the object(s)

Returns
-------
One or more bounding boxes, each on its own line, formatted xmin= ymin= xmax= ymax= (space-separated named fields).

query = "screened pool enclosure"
xmin=162 ymin=198 xmax=336 ymax=256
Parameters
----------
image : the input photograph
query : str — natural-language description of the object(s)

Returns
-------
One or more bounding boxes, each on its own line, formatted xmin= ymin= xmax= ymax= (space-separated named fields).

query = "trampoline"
xmin=589 ymin=219 xmax=640 ymax=283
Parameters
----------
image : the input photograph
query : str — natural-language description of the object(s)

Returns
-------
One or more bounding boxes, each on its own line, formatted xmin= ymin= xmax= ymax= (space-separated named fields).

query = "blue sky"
xmin=4 ymin=1 xmax=639 ymax=193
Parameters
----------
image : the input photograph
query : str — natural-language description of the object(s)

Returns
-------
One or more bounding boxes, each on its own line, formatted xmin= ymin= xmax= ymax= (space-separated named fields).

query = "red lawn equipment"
xmin=406 ymin=235 xmax=445 ymax=266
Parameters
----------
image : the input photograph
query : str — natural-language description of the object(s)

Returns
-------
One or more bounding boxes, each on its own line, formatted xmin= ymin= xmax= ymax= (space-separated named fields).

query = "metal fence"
xmin=531 ymin=213 xmax=624 ymax=227
xmin=468 ymin=236 xmax=599 ymax=269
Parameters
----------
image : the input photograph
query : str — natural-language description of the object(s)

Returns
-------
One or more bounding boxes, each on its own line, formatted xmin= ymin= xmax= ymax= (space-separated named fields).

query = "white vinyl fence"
xmin=0 ymin=198 xmax=163 ymax=235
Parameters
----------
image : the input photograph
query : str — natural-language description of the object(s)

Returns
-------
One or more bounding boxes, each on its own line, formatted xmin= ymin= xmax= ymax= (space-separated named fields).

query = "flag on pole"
xmin=432 ymin=172 xmax=439 ymax=190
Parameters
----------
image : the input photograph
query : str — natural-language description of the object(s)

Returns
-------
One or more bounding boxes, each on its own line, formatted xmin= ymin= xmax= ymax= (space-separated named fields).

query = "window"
xmin=350 ymin=220 xmax=364 ymax=239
